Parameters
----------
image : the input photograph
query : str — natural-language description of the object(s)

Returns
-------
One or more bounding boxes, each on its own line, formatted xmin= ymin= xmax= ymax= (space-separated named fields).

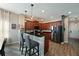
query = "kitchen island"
xmin=24 ymin=32 xmax=45 ymax=56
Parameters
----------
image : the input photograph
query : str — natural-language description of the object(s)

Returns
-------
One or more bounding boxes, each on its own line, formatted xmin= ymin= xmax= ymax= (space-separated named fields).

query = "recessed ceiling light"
xmin=41 ymin=19 xmax=44 ymax=21
xmin=68 ymin=11 xmax=72 ymax=14
xmin=31 ymin=17 xmax=33 ymax=19
xmin=31 ymin=16 xmax=33 ymax=19
xmin=41 ymin=10 xmax=45 ymax=13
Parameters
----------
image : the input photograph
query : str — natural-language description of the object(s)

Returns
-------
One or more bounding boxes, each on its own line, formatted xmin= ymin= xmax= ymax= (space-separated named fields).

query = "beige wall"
xmin=19 ymin=15 xmax=25 ymax=28
xmin=64 ymin=16 xmax=69 ymax=43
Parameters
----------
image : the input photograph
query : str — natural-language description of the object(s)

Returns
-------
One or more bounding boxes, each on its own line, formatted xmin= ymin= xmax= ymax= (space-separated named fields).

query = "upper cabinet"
xmin=25 ymin=20 xmax=61 ymax=30
xmin=25 ymin=20 xmax=39 ymax=30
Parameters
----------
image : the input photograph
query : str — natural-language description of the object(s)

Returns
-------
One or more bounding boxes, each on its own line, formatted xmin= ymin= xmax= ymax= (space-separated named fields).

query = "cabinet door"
xmin=43 ymin=33 xmax=50 ymax=54
xmin=34 ymin=21 xmax=39 ymax=26
xmin=25 ymin=21 xmax=34 ymax=30
xmin=25 ymin=21 xmax=39 ymax=30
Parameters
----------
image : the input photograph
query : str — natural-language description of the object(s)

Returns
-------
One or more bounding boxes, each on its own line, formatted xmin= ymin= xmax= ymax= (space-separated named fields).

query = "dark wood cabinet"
xmin=43 ymin=32 xmax=51 ymax=54
xmin=25 ymin=21 xmax=33 ymax=30
xmin=25 ymin=20 xmax=39 ymax=30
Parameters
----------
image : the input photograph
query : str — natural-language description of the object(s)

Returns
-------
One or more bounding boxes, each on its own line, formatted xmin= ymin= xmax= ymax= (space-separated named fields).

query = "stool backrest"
xmin=23 ymin=33 xmax=30 ymax=47
xmin=20 ymin=32 xmax=25 ymax=45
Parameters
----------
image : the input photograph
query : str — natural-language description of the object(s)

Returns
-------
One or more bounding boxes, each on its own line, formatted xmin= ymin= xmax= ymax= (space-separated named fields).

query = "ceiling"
xmin=0 ymin=3 xmax=79 ymax=21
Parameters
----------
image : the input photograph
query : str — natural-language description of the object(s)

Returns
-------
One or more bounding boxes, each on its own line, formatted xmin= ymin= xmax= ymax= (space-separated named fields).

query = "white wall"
xmin=0 ymin=8 xmax=27 ymax=44
xmin=0 ymin=9 xmax=9 ymax=43
xmin=8 ymin=12 xmax=20 ymax=44
xmin=69 ymin=17 xmax=79 ymax=39
xmin=7 ymin=13 xmax=25 ymax=44
xmin=0 ymin=10 xmax=2 ymax=38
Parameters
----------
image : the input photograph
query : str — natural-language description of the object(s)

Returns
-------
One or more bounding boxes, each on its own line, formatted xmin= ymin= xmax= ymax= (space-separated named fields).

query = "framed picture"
xmin=12 ymin=24 xmax=16 ymax=29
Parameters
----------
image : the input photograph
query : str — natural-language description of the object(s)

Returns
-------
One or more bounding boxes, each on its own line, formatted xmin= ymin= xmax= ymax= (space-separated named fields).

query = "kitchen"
xmin=0 ymin=3 xmax=79 ymax=56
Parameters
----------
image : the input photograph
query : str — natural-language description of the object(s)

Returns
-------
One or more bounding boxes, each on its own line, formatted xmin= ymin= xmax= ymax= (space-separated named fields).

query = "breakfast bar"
xmin=24 ymin=33 xmax=45 ymax=56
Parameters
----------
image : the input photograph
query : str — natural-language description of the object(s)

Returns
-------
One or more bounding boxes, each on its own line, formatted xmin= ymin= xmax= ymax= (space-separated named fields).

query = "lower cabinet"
xmin=43 ymin=32 xmax=51 ymax=55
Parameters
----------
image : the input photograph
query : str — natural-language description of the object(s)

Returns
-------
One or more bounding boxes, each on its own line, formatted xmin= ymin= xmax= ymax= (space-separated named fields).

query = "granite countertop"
xmin=25 ymin=32 xmax=44 ymax=37
xmin=25 ymin=29 xmax=52 ymax=37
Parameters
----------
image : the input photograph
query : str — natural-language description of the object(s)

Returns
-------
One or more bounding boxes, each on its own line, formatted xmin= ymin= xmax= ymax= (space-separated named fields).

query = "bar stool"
xmin=0 ymin=39 xmax=7 ymax=56
xmin=19 ymin=32 xmax=25 ymax=54
xmin=24 ymin=33 xmax=39 ymax=56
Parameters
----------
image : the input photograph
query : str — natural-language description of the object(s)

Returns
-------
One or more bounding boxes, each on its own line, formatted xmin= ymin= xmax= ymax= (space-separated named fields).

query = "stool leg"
xmin=33 ymin=48 xmax=34 ymax=55
xmin=29 ymin=48 xmax=31 ymax=56
xmin=21 ymin=44 xmax=24 ymax=54
xmin=19 ymin=41 xmax=21 ymax=51
xmin=1 ymin=51 xmax=5 ymax=56
xmin=25 ymin=47 xmax=27 ymax=56
xmin=3 ymin=51 xmax=5 ymax=56
xmin=38 ymin=46 xmax=39 ymax=56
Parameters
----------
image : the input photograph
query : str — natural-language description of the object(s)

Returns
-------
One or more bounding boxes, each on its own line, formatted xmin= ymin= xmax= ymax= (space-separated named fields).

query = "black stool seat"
xmin=30 ymin=40 xmax=39 ymax=48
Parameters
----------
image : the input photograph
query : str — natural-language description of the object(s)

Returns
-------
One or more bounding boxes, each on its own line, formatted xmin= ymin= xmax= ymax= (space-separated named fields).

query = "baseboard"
xmin=61 ymin=42 xmax=64 ymax=44
xmin=64 ymin=41 xmax=68 ymax=43
xmin=6 ymin=41 xmax=19 ymax=45
xmin=61 ymin=41 xmax=68 ymax=44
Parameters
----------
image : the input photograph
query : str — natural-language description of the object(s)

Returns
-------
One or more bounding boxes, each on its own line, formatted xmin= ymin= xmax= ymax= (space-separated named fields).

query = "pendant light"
xmin=30 ymin=4 xmax=34 ymax=20
xmin=25 ymin=10 xmax=27 ymax=22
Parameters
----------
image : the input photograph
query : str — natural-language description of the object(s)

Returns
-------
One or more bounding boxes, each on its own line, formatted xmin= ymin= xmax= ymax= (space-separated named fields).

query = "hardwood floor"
xmin=45 ymin=40 xmax=78 ymax=56
xmin=5 ymin=40 xmax=79 ymax=56
xmin=69 ymin=38 xmax=79 ymax=55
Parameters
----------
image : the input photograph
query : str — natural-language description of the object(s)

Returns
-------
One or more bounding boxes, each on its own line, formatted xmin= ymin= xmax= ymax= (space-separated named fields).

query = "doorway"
xmin=68 ymin=17 xmax=79 ymax=39
xmin=68 ymin=17 xmax=79 ymax=55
